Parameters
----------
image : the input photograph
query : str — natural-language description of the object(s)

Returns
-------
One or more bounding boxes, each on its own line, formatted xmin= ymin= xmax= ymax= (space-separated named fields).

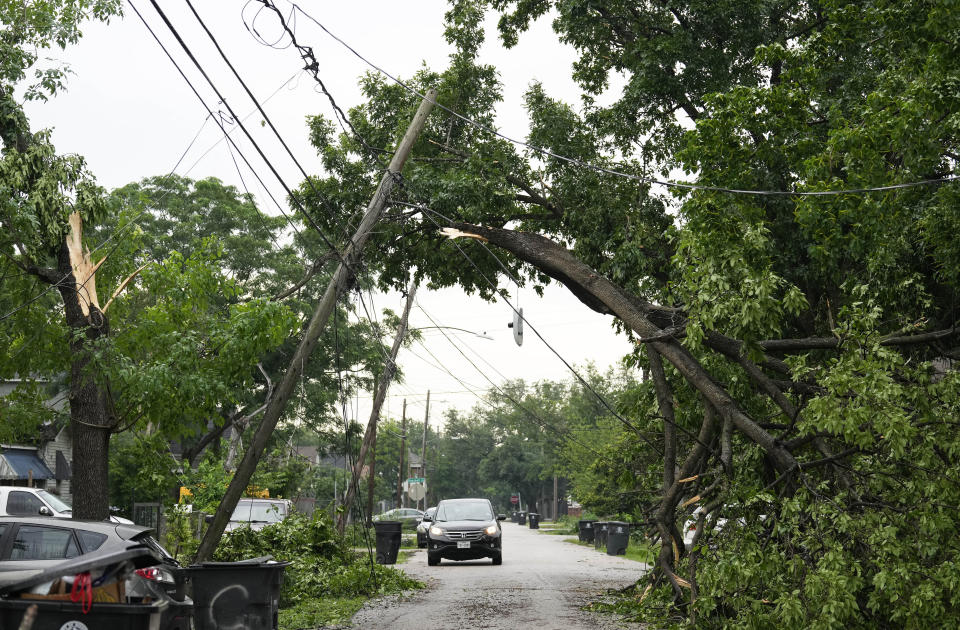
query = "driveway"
xmin=349 ymin=522 xmax=649 ymax=629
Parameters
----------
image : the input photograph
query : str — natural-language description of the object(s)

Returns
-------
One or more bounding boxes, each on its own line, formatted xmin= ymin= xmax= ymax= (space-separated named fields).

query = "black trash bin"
xmin=528 ymin=512 xmax=540 ymax=529
xmin=188 ymin=555 xmax=289 ymax=630
xmin=594 ymin=521 xmax=609 ymax=550
xmin=605 ymin=521 xmax=630 ymax=555
xmin=518 ymin=511 xmax=527 ymax=525
xmin=578 ymin=519 xmax=597 ymax=543
xmin=511 ymin=511 xmax=519 ymax=523
xmin=0 ymin=547 xmax=169 ymax=630
xmin=373 ymin=520 xmax=403 ymax=565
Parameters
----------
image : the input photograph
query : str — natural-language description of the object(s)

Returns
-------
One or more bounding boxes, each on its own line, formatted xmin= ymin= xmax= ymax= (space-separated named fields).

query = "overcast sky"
xmin=24 ymin=0 xmax=635 ymax=426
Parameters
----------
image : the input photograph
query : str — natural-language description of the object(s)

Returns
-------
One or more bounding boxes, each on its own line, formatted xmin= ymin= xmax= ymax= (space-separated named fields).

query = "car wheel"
xmin=428 ymin=553 xmax=440 ymax=566
xmin=492 ymin=553 xmax=502 ymax=566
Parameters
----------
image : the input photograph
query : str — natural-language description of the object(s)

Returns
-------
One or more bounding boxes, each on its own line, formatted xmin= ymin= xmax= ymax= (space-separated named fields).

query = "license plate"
xmin=457 ymin=541 xmax=471 ymax=549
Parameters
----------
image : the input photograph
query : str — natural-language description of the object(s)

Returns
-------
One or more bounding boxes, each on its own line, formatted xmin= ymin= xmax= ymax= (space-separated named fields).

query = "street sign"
xmin=407 ymin=477 xmax=425 ymax=484
xmin=406 ymin=481 xmax=426 ymax=501
xmin=510 ymin=494 xmax=519 ymax=504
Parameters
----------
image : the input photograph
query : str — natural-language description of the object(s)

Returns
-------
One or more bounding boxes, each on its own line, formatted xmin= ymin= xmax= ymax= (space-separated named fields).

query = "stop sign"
xmin=510 ymin=494 xmax=519 ymax=504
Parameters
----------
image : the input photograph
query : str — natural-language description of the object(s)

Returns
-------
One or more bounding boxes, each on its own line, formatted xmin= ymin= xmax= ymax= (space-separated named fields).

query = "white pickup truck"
xmin=0 ymin=486 xmax=133 ymax=523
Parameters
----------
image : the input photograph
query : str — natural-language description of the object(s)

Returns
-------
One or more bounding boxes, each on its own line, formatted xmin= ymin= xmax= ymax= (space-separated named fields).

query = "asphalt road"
xmin=349 ymin=522 xmax=649 ymax=630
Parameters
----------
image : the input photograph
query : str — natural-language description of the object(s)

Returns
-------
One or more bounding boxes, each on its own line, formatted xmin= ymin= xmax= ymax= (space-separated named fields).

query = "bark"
xmin=654 ymin=404 xmax=717 ymax=601
xmin=56 ymin=241 xmax=113 ymax=520
xmin=648 ymin=346 xmax=676 ymax=491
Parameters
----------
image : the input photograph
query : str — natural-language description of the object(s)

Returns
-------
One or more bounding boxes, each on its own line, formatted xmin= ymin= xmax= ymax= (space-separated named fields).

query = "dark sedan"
xmin=0 ymin=516 xmax=191 ymax=629
xmin=423 ymin=498 xmax=505 ymax=566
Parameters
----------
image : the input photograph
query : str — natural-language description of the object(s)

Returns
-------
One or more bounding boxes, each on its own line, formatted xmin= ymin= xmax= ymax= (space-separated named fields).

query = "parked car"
xmin=0 ymin=486 xmax=134 ymax=524
xmin=0 ymin=516 xmax=191 ymax=629
xmin=372 ymin=507 xmax=423 ymax=529
xmin=225 ymin=498 xmax=293 ymax=532
xmin=416 ymin=506 xmax=437 ymax=548
xmin=423 ymin=498 xmax=505 ymax=566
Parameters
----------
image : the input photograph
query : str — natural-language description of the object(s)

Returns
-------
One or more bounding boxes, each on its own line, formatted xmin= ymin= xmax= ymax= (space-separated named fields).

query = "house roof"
xmin=0 ymin=447 xmax=55 ymax=480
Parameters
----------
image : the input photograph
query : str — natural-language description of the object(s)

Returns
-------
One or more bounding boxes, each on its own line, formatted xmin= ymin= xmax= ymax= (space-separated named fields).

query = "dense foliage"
xmin=212 ymin=512 xmax=422 ymax=628
xmin=293 ymin=0 xmax=960 ymax=627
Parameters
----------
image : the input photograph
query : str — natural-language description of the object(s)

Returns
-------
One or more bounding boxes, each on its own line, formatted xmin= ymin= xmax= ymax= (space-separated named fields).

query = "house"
xmin=0 ymin=378 xmax=73 ymax=502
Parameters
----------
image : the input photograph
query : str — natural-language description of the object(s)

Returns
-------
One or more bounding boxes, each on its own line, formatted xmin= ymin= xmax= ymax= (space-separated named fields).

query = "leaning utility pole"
xmin=366 ymin=417 xmax=377 ymax=526
xmin=420 ymin=390 xmax=430 ymax=510
xmin=397 ymin=400 xmax=406 ymax=508
xmin=337 ymin=281 xmax=418 ymax=533
xmin=195 ymin=91 xmax=437 ymax=562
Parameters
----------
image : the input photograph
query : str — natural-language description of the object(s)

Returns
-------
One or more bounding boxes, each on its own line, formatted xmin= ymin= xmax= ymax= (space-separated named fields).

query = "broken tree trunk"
xmin=193 ymin=90 xmax=437 ymax=563
xmin=337 ymin=280 xmax=418 ymax=533
xmin=443 ymin=222 xmax=798 ymax=476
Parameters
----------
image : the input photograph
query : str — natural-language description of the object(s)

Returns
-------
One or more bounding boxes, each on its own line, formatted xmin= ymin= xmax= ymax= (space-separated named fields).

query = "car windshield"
xmin=230 ymin=501 xmax=286 ymax=523
xmin=36 ymin=489 xmax=71 ymax=514
xmin=435 ymin=500 xmax=493 ymax=522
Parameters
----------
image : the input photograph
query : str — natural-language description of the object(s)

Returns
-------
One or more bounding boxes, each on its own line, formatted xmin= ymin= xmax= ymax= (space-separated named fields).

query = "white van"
xmin=0 ymin=486 xmax=133 ymax=524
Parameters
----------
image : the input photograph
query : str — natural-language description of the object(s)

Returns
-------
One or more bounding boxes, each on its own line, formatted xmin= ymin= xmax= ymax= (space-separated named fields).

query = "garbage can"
xmin=528 ymin=512 xmax=540 ymax=529
xmin=188 ymin=555 xmax=289 ymax=630
xmin=373 ymin=520 xmax=403 ymax=565
xmin=578 ymin=519 xmax=597 ymax=543
xmin=518 ymin=511 xmax=527 ymax=525
xmin=511 ymin=511 xmax=519 ymax=523
xmin=605 ymin=521 xmax=630 ymax=555
xmin=0 ymin=547 xmax=169 ymax=630
xmin=594 ymin=521 xmax=608 ymax=550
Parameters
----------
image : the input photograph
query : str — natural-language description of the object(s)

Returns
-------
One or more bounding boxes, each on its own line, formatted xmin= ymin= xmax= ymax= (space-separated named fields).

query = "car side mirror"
xmin=39 ymin=506 xmax=52 ymax=516
xmin=421 ymin=515 xmax=432 ymax=522
xmin=497 ymin=514 xmax=506 ymax=521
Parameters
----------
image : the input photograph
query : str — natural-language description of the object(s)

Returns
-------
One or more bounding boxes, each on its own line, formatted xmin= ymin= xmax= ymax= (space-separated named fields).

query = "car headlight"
xmin=484 ymin=524 xmax=498 ymax=536
xmin=429 ymin=526 xmax=444 ymax=537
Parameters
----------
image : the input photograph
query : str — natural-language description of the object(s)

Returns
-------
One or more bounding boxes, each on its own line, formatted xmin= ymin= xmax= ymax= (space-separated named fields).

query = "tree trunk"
xmin=56 ymin=241 xmax=113 ymax=521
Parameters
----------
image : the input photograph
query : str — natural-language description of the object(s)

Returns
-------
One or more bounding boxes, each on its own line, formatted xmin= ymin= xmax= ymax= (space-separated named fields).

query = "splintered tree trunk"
xmin=56 ymin=241 xmax=113 ymax=521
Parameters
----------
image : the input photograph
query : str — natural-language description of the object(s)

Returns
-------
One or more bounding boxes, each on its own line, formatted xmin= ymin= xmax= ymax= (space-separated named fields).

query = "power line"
xmin=0 ymin=46 xmax=216 ymax=324
xmin=411 ymin=304 xmax=607 ymax=458
xmin=181 ymin=71 xmax=301 ymax=179
xmin=290 ymin=2 xmax=959 ymax=198
xmin=129 ymin=0 xmax=304 ymax=242
xmin=240 ymin=0 xmax=655 ymax=452
xmin=404 ymin=198 xmax=662 ymax=453
xmin=185 ymin=0 xmax=380 ymax=259
xmin=145 ymin=0 xmax=344 ymax=259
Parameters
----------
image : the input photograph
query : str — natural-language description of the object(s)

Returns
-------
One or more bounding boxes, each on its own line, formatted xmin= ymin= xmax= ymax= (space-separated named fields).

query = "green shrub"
xmin=212 ymin=512 xmax=422 ymax=609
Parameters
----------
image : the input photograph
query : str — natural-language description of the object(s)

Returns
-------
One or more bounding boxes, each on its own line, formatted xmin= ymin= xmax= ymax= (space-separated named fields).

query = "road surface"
xmin=349 ymin=522 xmax=649 ymax=629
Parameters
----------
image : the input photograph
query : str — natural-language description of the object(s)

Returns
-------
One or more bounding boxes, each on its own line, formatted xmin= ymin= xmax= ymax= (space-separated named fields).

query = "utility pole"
xmin=365 ymin=394 xmax=378 ymax=526
xmin=337 ymin=281 xmax=418 ymax=533
xmin=420 ymin=390 xmax=430 ymax=511
xmin=553 ymin=474 xmax=558 ymax=521
xmin=196 ymin=91 xmax=437 ymax=562
xmin=398 ymin=400 xmax=406 ymax=508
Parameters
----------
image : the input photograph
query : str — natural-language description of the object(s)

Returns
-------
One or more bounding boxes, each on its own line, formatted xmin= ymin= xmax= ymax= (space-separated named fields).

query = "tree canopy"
xmin=289 ymin=0 xmax=960 ymax=626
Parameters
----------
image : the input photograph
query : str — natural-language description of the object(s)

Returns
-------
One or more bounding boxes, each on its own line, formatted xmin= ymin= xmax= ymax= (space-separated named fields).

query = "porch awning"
xmin=0 ymin=448 xmax=55 ymax=480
